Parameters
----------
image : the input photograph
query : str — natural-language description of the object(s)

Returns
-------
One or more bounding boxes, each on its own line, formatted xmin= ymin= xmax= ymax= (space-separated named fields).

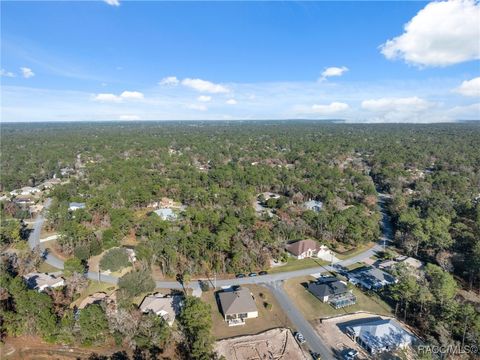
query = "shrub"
xmin=64 ymin=257 xmax=85 ymax=276
xmin=118 ymin=270 xmax=155 ymax=298
xmin=99 ymin=248 xmax=130 ymax=272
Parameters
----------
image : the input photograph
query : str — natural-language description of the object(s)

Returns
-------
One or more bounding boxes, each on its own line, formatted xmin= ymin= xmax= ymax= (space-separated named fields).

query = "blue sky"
xmin=1 ymin=0 xmax=479 ymax=122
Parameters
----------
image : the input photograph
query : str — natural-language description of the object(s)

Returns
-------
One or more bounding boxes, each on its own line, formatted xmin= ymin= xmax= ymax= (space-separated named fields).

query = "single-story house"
xmin=348 ymin=267 xmax=397 ymax=290
xmin=69 ymin=202 xmax=86 ymax=211
xmin=307 ymin=277 xmax=356 ymax=308
xmin=303 ymin=199 xmax=323 ymax=212
xmin=23 ymin=272 xmax=65 ymax=292
xmin=218 ymin=287 xmax=258 ymax=326
xmin=154 ymin=208 xmax=177 ymax=221
xmin=139 ymin=293 xmax=183 ymax=326
xmin=346 ymin=317 xmax=417 ymax=355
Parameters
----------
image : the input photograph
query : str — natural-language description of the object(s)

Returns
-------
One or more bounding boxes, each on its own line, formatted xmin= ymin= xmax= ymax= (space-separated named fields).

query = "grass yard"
xmin=202 ymin=285 xmax=291 ymax=339
xmin=284 ymin=276 xmax=392 ymax=320
xmin=269 ymin=257 xmax=328 ymax=273
xmin=335 ymin=242 xmax=376 ymax=260
xmin=71 ymin=280 xmax=117 ymax=308
xmin=346 ymin=262 xmax=367 ymax=271
xmin=38 ymin=261 xmax=61 ymax=273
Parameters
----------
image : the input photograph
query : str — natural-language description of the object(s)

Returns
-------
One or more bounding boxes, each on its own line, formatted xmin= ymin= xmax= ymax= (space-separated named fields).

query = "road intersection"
xmin=28 ymin=193 xmax=393 ymax=359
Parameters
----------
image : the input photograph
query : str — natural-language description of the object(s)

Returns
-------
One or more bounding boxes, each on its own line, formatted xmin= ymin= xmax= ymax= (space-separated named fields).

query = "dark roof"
xmin=307 ymin=278 xmax=348 ymax=298
xmin=218 ymin=287 xmax=257 ymax=316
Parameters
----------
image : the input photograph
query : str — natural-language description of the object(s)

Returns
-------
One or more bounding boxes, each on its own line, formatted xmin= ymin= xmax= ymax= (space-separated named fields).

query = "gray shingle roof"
xmin=218 ymin=287 xmax=257 ymax=316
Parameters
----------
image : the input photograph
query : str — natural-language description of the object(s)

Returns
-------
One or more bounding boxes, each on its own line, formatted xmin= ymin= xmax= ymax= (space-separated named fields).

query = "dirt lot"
xmin=284 ymin=275 xmax=392 ymax=319
xmin=1 ymin=335 xmax=121 ymax=359
xmin=215 ymin=328 xmax=309 ymax=360
xmin=202 ymin=285 xmax=292 ymax=339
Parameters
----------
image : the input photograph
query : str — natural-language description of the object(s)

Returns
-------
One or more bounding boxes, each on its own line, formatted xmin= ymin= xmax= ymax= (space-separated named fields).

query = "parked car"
xmin=259 ymin=271 xmax=268 ymax=275
xmin=235 ymin=274 xmax=245 ymax=278
xmin=294 ymin=332 xmax=306 ymax=344
xmin=310 ymin=352 xmax=321 ymax=360
xmin=248 ymin=272 xmax=257 ymax=277
xmin=343 ymin=349 xmax=358 ymax=360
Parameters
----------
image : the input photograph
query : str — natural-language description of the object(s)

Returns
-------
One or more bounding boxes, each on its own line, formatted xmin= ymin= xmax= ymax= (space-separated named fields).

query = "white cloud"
xmin=0 ymin=69 xmax=16 ymax=77
xmin=159 ymin=76 xmax=179 ymax=86
xmin=20 ymin=67 xmax=35 ymax=78
xmin=447 ymin=103 xmax=480 ymax=119
xmin=187 ymin=103 xmax=208 ymax=111
xmin=454 ymin=77 xmax=480 ymax=97
xmin=94 ymin=93 xmax=121 ymax=102
xmin=93 ymin=90 xmax=144 ymax=102
xmin=181 ymin=78 xmax=229 ymax=93
xmin=361 ymin=96 xmax=435 ymax=122
xmin=119 ymin=115 xmax=140 ymax=120
xmin=120 ymin=90 xmax=144 ymax=100
xmin=311 ymin=102 xmax=349 ymax=114
xmin=380 ymin=0 xmax=480 ymax=67
xmin=197 ymin=95 xmax=212 ymax=102
xmin=104 ymin=0 xmax=120 ymax=6
xmin=319 ymin=66 xmax=349 ymax=80
xmin=226 ymin=98 xmax=237 ymax=105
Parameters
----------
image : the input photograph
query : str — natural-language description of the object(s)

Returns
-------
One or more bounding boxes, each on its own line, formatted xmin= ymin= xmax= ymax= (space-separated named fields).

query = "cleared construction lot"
xmin=215 ymin=328 xmax=309 ymax=360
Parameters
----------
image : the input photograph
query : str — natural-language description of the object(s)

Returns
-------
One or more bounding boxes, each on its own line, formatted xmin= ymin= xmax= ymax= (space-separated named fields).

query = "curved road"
xmin=29 ymin=194 xmax=394 ymax=359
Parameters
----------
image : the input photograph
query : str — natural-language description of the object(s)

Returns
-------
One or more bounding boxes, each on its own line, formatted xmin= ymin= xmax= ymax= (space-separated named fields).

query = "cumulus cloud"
xmin=0 ymin=69 xmax=16 ymax=77
xmin=226 ymin=98 xmax=237 ymax=105
xmin=119 ymin=115 xmax=141 ymax=120
xmin=319 ymin=66 xmax=349 ymax=81
xmin=311 ymin=102 xmax=349 ymax=114
xmin=93 ymin=90 xmax=144 ymax=102
xmin=454 ymin=77 xmax=480 ymax=97
xmin=447 ymin=103 xmax=480 ymax=119
xmin=361 ymin=96 xmax=435 ymax=122
xmin=181 ymin=78 xmax=229 ymax=93
xmin=159 ymin=76 xmax=179 ymax=86
xmin=197 ymin=95 xmax=212 ymax=102
xmin=104 ymin=0 xmax=120 ymax=6
xmin=187 ymin=103 xmax=208 ymax=111
xmin=380 ymin=0 xmax=480 ymax=67
xmin=119 ymin=90 xmax=144 ymax=100
xmin=20 ymin=67 xmax=35 ymax=78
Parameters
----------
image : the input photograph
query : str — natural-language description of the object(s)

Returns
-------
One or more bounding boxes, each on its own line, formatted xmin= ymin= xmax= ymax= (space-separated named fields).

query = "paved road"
xmin=28 ymin=193 xmax=394 ymax=358
xmin=265 ymin=281 xmax=334 ymax=359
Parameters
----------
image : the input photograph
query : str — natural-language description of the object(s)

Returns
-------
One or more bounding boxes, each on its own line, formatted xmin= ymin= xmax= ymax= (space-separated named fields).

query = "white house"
xmin=218 ymin=287 xmax=258 ymax=326
xmin=69 ymin=202 xmax=86 ymax=211
xmin=23 ymin=272 xmax=65 ymax=292
xmin=303 ymin=199 xmax=323 ymax=212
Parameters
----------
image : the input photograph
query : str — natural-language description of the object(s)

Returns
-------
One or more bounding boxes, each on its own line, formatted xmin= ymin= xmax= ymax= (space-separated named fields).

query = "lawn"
xmin=71 ymin=280 xmax=117 ymax=308
xmin=269 ymin=257 xmax=328 ymax=273
xmin=38 ymin=261 xmax=61 ymax=273
xmin=335 ymin=242 xmax=376 ymax=260
xmin=345 ymin=262 xmax=367 ymax=271
xmin=283 ymin=276 xmax=392 ymax=321
xmin=202 ymin=284 xmax=291 ymax=339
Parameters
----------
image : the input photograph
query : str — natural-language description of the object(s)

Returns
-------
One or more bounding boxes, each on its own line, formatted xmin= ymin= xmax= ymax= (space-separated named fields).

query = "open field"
xmin=335 ymin=242 xmax=376 ymax=260
xmin=283 ymin=276 xmax=392 ymax=320
xmin=38 ymin=261 xmax=61 ymax=273
xmin=215 ymin=328 xmax=309 ymax=360
xmin=269 ymin=257 xmax=328 ymax=273
xmin=202 ymin=285 xmax=291 ymax=339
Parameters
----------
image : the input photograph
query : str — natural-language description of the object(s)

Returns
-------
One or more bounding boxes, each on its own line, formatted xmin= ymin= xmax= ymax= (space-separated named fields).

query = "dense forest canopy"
xmin=1 ymin=121 xmax=480 ymax=356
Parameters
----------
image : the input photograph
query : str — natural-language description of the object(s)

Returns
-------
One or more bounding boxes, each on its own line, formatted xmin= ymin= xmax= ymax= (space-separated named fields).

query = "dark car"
xmin=248 ymin=272 xmax=258 ymax=277
xmin=259 ymin=271 xmax=268 ymax=275
xmin=235 ymin=274 xmax=245 ymax=278
xmin=294 ymin=332 xmax=306 ymax=344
